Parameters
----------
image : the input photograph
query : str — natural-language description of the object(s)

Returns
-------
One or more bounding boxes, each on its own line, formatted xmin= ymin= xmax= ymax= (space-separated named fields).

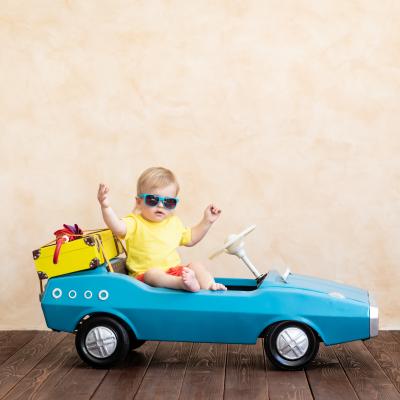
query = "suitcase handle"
xmin=53 ymin=235 xmax=69 ymax=264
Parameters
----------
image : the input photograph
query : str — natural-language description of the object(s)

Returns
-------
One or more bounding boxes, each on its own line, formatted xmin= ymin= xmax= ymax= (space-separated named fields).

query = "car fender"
xmin=73 ymin=309 xmax=140 ymax=339
xmin=258 ymin=316 xmax=325 ymax=343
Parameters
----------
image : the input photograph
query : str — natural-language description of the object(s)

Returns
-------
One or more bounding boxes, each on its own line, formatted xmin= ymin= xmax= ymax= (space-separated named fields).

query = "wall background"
xmin=1 ymin=0 xmax=399 ymax=329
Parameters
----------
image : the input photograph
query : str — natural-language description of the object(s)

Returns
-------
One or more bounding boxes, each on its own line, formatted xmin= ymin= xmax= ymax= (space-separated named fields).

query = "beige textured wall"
xmin=1 ymin=1 xmax=399 ymax=329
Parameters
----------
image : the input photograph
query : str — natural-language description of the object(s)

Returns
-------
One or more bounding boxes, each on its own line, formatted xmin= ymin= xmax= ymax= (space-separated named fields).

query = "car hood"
xmin=264 ymin=271 xmax=369 ymax=303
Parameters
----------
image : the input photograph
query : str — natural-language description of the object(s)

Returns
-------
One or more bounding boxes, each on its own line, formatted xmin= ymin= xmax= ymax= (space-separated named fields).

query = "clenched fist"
xmin=203 ymin=204 xmax=222 ymax=224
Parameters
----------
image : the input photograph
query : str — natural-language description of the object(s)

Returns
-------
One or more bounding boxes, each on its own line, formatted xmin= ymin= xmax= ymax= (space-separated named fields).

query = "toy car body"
xmin=40 ymin=257 xmax=379 ymax=370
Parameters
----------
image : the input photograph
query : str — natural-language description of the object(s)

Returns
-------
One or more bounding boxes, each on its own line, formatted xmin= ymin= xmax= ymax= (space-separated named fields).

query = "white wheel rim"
xmin=276 ymin=327 xmax=309 ymax=360
xmin=85 ymin=326 xmax=117 ymax=358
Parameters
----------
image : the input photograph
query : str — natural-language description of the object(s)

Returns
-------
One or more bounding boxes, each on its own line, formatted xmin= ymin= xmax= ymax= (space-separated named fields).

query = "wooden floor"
xmin=1 ymin=331 xmax=400 ymax=400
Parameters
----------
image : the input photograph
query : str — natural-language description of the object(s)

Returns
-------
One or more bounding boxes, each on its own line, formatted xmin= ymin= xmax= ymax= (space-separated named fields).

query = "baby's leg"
xmin=186 ymin=262 xmax=227 ymax=291
xmin=143 ymin=268 xmax=200 ymax=292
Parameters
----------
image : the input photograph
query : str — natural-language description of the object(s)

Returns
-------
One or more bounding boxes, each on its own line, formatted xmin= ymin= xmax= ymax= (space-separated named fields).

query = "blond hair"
xmin=136 ymin=167 xmax=180 ymax=195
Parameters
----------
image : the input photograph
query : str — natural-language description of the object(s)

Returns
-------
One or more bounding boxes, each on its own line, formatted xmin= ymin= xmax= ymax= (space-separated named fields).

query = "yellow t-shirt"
xmin=121 ymin=213 xmax=192 ymax=276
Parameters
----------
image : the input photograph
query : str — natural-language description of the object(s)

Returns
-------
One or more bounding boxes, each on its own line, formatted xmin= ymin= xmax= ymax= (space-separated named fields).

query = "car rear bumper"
xmin=369 ymin=292 xmax=379 ymax=337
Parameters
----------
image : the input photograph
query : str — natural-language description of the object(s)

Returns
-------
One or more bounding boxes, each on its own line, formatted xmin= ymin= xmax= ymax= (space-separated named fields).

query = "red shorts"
xmin=135 ymin=265 xmax=184 ymax=282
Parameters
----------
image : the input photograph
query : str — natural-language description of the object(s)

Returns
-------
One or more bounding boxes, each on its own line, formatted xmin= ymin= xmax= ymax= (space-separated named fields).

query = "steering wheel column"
xmin=224 ymin=234 xmax=261 ymax=278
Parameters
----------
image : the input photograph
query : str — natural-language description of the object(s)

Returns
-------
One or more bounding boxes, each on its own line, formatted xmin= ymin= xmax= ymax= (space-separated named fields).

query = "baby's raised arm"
xmin=97 ymin=183 xmax=127 ymax=238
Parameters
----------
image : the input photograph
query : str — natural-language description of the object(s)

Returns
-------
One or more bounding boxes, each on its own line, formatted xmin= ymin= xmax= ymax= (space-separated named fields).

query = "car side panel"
xmin=257 ymin=288 xmax=370 ymax=345
xmin=42 ymin=272 xmax=266 ymax=344
xmin=41 ymin=268 xmax=370 ymax=345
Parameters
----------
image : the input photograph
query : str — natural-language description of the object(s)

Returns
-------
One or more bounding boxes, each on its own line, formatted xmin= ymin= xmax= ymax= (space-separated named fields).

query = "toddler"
xmin=97 ymin=167 xmax=227 ymax=292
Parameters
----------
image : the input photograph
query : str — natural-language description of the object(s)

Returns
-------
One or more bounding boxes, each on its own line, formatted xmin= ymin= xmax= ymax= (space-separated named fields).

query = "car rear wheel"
xmin=263 ymin=321 xmax=319 ymax=370
xmin=75 ymin=316 xmax=130 ymax=368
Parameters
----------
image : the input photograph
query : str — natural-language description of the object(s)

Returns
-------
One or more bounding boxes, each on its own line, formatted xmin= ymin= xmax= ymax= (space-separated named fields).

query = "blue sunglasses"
xmin=138 ymin=194 xmax=179 ymax=209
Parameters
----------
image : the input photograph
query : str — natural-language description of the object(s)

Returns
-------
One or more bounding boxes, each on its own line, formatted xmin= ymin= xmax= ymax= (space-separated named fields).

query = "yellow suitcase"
xmin=32 ymin=229 xmax=124 ymax=280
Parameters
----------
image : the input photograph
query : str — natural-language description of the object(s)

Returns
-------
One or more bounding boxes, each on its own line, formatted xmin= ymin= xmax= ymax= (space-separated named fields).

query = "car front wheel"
xmin=263 ymin=321 xmax=319 ymax=370
xmin=75 ymin=316 xmax=130 ymax=368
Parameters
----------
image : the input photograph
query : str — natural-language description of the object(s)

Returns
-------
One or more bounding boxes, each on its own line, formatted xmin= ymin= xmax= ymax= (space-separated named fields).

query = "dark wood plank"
xmin=0 ymin=331 xmax=38 ymax=365
xmin=363 ymin=331 xmax=400 ymax=393
xmin=224 ymin=340 xmax=268 ymax=400
xmin=391 ymin=331 xmax=400 ymax=346
xmin=178 ymin=343 xmax=227 ymax=400
xmin=306 ymin=343 xmax=358 ymax=400
xmin=91 ymin=341 xmax=159 ymax=400
xmin=134 ymin=341 xmax=193 ymax=400
xmin=266 ymin=370 xmax=314 ymax=400
xmin=0 ymin=331 xmax=66 ymax=399
xmin=265 ymin=350 xmax=313 ymax=400
xmin=35 ymin=360 xmax=108 ymax=400
xmin=2 ymin=334 xmax=79 ymax=400
xmin=2 ymin=330 xmax=400 ymax=400
xmin=334 ymin=340 xmax=400 ymax=400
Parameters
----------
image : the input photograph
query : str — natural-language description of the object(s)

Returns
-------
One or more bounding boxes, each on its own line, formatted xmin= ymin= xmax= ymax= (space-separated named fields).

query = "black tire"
xmin=75 ymin=316 xmax=130 ymax=368
xmin=125 ymin=324 xmax=145 ymax=351
xmin=130 ymin=338 xmax=146 ymax=351
xmin=263 ymin=321 xmax=319 ymax=370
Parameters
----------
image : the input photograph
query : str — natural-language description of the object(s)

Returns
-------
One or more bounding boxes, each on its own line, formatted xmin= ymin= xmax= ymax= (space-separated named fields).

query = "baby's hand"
xmin=204 ymin=204 xmax=222 ymax=224
xmin=97 ymin=183 xmax=110 ymax=208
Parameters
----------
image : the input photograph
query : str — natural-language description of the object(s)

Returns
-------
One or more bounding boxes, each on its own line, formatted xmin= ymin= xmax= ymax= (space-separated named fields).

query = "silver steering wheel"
xmin=209 ymin=225 xmax=261 ymax=278
xmin=209 ymin=225 xmax=291 ymax=282
xmin=209 ymin=225 xmax=256 ymax=259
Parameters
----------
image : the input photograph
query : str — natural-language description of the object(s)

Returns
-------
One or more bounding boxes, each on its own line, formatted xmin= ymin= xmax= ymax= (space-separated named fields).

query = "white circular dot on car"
xmin=52 ymin=288 xmax=62 ymax=299
xmin=84 ymin=290 xmax=93 ymax=299
xmin=68 ymin=290 xmax=77 ymax=299
xmin=98 ymin=290 xmax=109 ymax=301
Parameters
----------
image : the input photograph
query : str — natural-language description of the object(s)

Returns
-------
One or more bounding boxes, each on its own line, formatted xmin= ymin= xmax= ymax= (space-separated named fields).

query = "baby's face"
xmin=137 ymin=183 xmax=178 ymax=222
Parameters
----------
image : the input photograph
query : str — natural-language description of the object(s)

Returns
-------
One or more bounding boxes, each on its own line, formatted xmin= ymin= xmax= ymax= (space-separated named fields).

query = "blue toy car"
xmin=38 ymin=225 xmax=379 ymax=370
